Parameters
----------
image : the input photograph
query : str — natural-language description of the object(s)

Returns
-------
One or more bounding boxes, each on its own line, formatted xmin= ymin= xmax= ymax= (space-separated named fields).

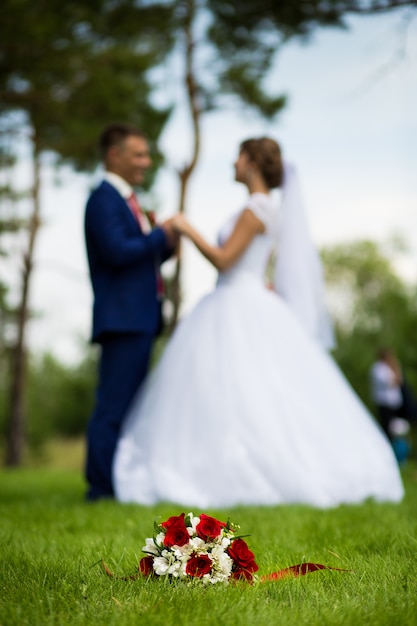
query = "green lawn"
xmin=1 ymin=452 xmax=417 ymax=626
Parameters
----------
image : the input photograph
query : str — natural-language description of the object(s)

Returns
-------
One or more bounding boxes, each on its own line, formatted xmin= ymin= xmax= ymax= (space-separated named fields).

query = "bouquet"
xmin=102 ymin=512 xmax=349 ymax=585
xmin=139 ymin=512 xmax=258 ymax=585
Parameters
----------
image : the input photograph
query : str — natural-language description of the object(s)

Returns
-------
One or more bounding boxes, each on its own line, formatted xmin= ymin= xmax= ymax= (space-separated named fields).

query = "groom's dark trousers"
xmin=84 ymin=180 xmax=172 ymax=501
xmin=85 ymin=332 xmax=153 ymax=501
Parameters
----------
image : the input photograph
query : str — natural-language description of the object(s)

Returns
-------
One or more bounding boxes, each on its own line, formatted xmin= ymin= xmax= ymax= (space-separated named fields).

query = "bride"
xmin=113 ymin=137 xmax=404 ymax=508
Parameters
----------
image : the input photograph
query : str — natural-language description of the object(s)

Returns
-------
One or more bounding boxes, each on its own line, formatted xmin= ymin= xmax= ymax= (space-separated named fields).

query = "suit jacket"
xmin=85 ymin=180 xmax=172 ymax=342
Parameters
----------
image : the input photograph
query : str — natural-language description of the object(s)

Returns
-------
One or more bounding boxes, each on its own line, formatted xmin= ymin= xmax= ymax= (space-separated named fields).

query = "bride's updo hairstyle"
xmin=240 ymin=137 xmax=283 ymax=189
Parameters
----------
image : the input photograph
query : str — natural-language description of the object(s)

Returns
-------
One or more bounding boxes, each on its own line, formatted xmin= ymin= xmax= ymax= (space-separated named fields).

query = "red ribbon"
xmin=261 ymin=562 xmax=352 ymax=581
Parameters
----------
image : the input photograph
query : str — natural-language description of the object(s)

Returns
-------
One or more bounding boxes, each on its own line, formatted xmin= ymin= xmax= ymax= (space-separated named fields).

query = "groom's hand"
xmin=161 ymin=217 xmax=180 ymax=249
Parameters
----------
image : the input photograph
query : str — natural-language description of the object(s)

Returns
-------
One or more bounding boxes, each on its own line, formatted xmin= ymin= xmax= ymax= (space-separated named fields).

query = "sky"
xmin=4 ymin=8 xmax=417 ymax=364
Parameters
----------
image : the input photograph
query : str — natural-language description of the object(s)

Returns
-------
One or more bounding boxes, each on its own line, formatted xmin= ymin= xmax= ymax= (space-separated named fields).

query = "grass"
xmin=1 ymin=441 xmax=417 ymax=626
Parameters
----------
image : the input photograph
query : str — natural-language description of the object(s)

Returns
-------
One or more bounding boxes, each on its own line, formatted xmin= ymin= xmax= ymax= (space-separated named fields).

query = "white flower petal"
xmin=153 ymin=556 xmax=170 ymax=576
xmin=142 ymin=537 xmax=159 ymax=556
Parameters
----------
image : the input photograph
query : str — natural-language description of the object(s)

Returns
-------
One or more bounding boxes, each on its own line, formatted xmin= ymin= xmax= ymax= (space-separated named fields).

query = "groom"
xmin=84 ymin=123 xmax=177 ymax=501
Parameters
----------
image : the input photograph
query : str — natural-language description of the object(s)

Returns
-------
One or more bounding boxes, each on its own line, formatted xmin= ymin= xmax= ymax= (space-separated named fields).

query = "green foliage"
xmin=207 ymin=0 xmax=416 ymax=44
xmin=220 ymin=64 xmax=287 ymax=118
xmin=0 ymin=0 xmax=174 ymax=173
xmin=1 ymin=464 xmax=417 ymax=625
xmin=322 ymin=239 xmax=417 ymax=411
xmin=0 ymin=351 xmax=97 ymax=453
xmin=26 ymin=351 xmax=97 ymax=445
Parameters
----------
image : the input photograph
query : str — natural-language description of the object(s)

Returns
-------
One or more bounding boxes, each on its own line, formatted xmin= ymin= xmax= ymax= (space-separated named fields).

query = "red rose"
xmin=139 ymin=556 xmax=154 ymax=576
xmin=161 ymin=512 xmax=190 ymax=547
xmin=161 ymin=513 xmax=186 ymax=531
xmin=185 ymin=554 xmax=213 ymax=577
xmin=227 ymin=538 xmax=258 ymax=573
xmin=163 ymin=525 xmax=190 ymax=548
xmin=196 ymin=514 xmax=226 ymax=541
xmin=232 ymin=568 xmax=255 ymax=583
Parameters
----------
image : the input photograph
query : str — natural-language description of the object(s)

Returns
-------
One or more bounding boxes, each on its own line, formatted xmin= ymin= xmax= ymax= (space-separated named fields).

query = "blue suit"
xmin=84 ymin=180 xmax=172 ymax=500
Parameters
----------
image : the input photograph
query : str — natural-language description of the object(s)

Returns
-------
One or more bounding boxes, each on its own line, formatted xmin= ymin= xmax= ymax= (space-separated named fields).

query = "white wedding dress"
xmin=113 ymin=193 xmax=404 ymax=508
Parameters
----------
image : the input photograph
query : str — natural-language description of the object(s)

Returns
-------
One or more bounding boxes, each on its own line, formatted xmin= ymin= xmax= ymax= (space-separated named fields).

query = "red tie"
xmin=127 ymin=193 xmax=164 ymax=299
xmin=127 ymin=193 xmax=150 ymax=233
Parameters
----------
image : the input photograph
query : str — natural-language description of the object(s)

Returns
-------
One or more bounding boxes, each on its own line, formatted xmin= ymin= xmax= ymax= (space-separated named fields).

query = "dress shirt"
xmin=104 ymin=171 xmax=150 ymax=232
xmin=104 ymin=171 xmax=133 ymax=200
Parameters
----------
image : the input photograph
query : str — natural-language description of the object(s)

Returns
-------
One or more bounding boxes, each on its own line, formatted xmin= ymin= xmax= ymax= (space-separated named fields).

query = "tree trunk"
xmin=5 ymin=134 xmax=41 ymax=466
xmin=169 ymin=0 xmax=201 ymax=332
